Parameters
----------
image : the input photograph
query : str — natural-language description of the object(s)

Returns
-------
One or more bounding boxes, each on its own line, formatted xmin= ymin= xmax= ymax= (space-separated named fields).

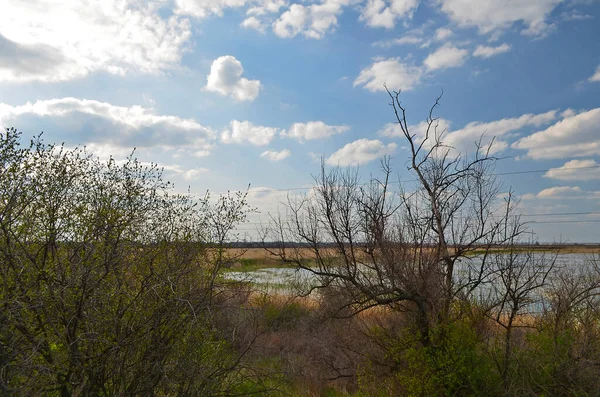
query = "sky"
xmin=1 ymin=0 xmax=599 ymax=243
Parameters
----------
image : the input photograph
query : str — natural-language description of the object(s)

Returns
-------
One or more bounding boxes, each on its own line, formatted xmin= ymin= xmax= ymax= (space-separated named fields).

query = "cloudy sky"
xmin=1 ymin=0 xmax=599 ymax=242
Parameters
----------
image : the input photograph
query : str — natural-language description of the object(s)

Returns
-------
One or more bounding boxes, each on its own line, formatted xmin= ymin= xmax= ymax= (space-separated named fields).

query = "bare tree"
xmin=264 ymin=89 xmax=528 ymax=346
xmin=487 ymin=244 xmax=556 ymax=391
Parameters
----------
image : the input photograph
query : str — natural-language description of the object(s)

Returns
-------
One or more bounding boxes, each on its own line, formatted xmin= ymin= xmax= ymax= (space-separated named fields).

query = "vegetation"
xmin=2 ymin=90 xmax=600 ymax=397
xmin=0 ymin=128 xmax=263 ymax=395
xmin=259 ymin=91 xmax=600 ymax=396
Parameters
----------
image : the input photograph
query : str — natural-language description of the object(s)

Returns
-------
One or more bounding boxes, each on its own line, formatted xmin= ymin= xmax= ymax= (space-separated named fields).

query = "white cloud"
xmin=512 ymin=108 xmax=600 ymax=159
xmin=273 ymin=4 xmax=307 ymax=37
xmin=437 ymin=0 xmax=563 ymax=37
xmin=544 ymin=159 xmax=600 ymax=181
xmin=434 ymin=27 xmax=453 ymax=41
xmin=241 ymin=16 xmax=267 ymax=32
xmin=273 ymin=0 xmax=349 ymax=39
xmin=379 ymin=118 xmax=451 ymax=139
xmin=424 ymin=44 xmax=469 ymax=71
xmin=0 ymin=0 xmax=191 ymax=82
xmin=373 ymin=35 xmax=423 ymax=47
xmin=247 ymin=0 xmax=287 ymax=15
xmin=523 ymin=186 xmax=600 ymax=200
xmin=378 ymin=123 xmax=404 ymax=138
xmin=560 ymin=10 xmax=593 ymax=22
xmin=444 ymin=110 xmax=557 ymax=154
xmin=521 ymin=19 xmax=555 ymax=37
xmin=244 ymin=186 xmax=302 ymax=226
xmin=538 ymin=186 xmax=582 ymax=199
xmin=379 ymin=117 xmax=499 ymax=157
xmin=80 ymin=143 xmax=138 ymax=161
xmin=438 ymin=0 xmax=563 ymax=35
xmin=205 ymin=56 xmax=261 ymax=101
xmin=354 ymin=58 xmax=423 ymax=91
xmin=260 ymin=149 xmax=291 ymax=161
xmin=308 ymin=152 xmax=323 ymax=162
xmin=184 ymin=168 xmax=209 ymax=180
xmin=372 ymin=23 xmax=435 ymax=47
xmin=379 ymin=109 xmax=558 ymax=157
xmin=221 ymin=120 xmax=280 ymax=145
xmin=360 ymin=0 xmax=419 ymax=29
xmin=589 ymin=65 xmax=600 ymax=82
xmin=148 ymin=162 xmax=209 ymax=181
xmin=174 ymin=0 xmax=248 ymax=18
xmin=0 ymin=97 xmax=216 ymax=155
xmin=326 ymin=139 xmax=397 ymax=165
xmin=192 ymin=149 xmax=212 ymax=158
xmin=283 ymin=121 xmax=349 ymax=141
xmin=473 ymin=43 xmax=511 ymax=58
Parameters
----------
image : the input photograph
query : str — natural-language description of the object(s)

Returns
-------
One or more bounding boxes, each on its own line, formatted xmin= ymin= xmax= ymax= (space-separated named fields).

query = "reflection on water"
xmin=224 ymin=253 xmax=598 ymax=299
xmin=224 ymin=267 xmax=318 ymax=294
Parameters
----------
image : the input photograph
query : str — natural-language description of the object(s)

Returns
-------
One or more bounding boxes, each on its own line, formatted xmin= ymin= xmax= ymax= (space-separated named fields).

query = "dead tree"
xmin=264 ymin=90 xmax=530 ymax=346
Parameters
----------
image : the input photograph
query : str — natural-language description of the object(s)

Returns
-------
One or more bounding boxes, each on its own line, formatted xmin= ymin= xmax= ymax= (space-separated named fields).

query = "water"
xmin=223 ymin=267 xmax=317 ymax=295
xmin=224 ymin=253 xmax=599 ymax=301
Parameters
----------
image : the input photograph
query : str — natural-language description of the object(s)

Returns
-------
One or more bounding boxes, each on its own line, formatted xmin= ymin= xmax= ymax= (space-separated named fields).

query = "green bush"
xmin=0 ymin=128 xmax=258 ymax=396
xmin=264 ymin=301 xmax=310 ymax=330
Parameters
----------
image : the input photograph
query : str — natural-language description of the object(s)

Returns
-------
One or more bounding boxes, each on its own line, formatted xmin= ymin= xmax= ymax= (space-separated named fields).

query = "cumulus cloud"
xmin=512 ymin=108 xmax=600 ymax=159
xmin=148 ymin=163 xmax=210 ymax=182
xmin=0 ymin=0 xmax=191 ymax=82
xmin=360 ymin=0 xmax=419 ymax=29
xmin=437 ymin=0 xmax=562 ymax=37
xmin=241 ymin=16 xmax=266 ymax=32
xmin=354 ymin=58 xmax=423 ymax=91
xmin=378 ymin=108 xmax=558 ymax=157
xmin=589 ymin=65 xmax=600 ymax=82
xmin=247 ymin=0 xmax=287 ymax=15
xmin=273 ymin=0 xmax=350 ymax=39
xmin=156 ymin=163 xmax=209 ymax=181
xmin=206 ymin=56 xmax=261 ymax=101
xmin=183 ymin=168 xmax=209 ymax=180
xmin=174 ymin=0 xmax=248 ymax=18
xmin=326 ymin=139 xmax=397 ymax=166
xmin=243 ymin=186 xmax=305 ymax=228
xmin=273 ymin=4 xmax=307 ymax=37
xmin=0 ymin=97 xmax=215 ymax=156
xmin=0 ymin=34 xmax=69 ymax=82
xmin=473 ymin=43 xmax=511 ymax=58
xmin=78 ymin=143 xmax=139 ymax=161
xmin=424 ymin=44 xmax=469 ymax=70
xmin=221 ymin=120 xmax=280 ymax=145
xmin=283 ymin=121 xmax=349 ymax=141
xmin=440 ymin=110 xmax=557 ymax=154
xmin=434 ymin=27 xmax=453 ymax=41
xmin=544 ymin=159 xmax=600 ymax=181
xmin=522 ymin=186 xmax=600 ymax=200
xmin=175 ymin=0 xmax=285 ymax=22
xmin=260 ymin=149 xmax=291 ymax=161
xmin=379 ymin=118 xmax=451 ymax=140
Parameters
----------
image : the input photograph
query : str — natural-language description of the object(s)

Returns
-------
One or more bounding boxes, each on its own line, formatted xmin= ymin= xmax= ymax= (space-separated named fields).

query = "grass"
xmin=225 ymin=258 xmax=296 ymax=272
xmin=221 ymin=257 xmax=321 ymax=273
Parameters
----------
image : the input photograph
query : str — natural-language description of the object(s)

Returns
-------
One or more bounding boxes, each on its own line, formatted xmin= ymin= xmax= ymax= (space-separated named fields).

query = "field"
xmin=225 ymin=244 xmax=600 ymax=264
xmin=218 ymin=244 xmax=600 ymax=396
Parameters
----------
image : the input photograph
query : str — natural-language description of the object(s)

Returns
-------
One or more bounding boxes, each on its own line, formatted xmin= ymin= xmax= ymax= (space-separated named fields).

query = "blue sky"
xmin=1 ymin=0 xmax=599 ymax=242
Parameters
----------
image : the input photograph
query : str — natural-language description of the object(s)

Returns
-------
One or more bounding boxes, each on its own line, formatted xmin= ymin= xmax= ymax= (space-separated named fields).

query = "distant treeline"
xmin=230 ymin=241 xmax=600 ymax=249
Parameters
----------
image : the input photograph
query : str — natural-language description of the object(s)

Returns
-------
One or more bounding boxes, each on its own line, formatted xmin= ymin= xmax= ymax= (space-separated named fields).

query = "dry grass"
xmin=228 ymin=244 xmax=600 ymax=261
xmin=227 ymin=247 xmax=331 ymax=260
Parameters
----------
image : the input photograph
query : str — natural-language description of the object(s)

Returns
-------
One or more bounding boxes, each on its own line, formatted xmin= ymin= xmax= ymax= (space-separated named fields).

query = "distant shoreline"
xmin=224 ymin=244 xmax=600 ymax=261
